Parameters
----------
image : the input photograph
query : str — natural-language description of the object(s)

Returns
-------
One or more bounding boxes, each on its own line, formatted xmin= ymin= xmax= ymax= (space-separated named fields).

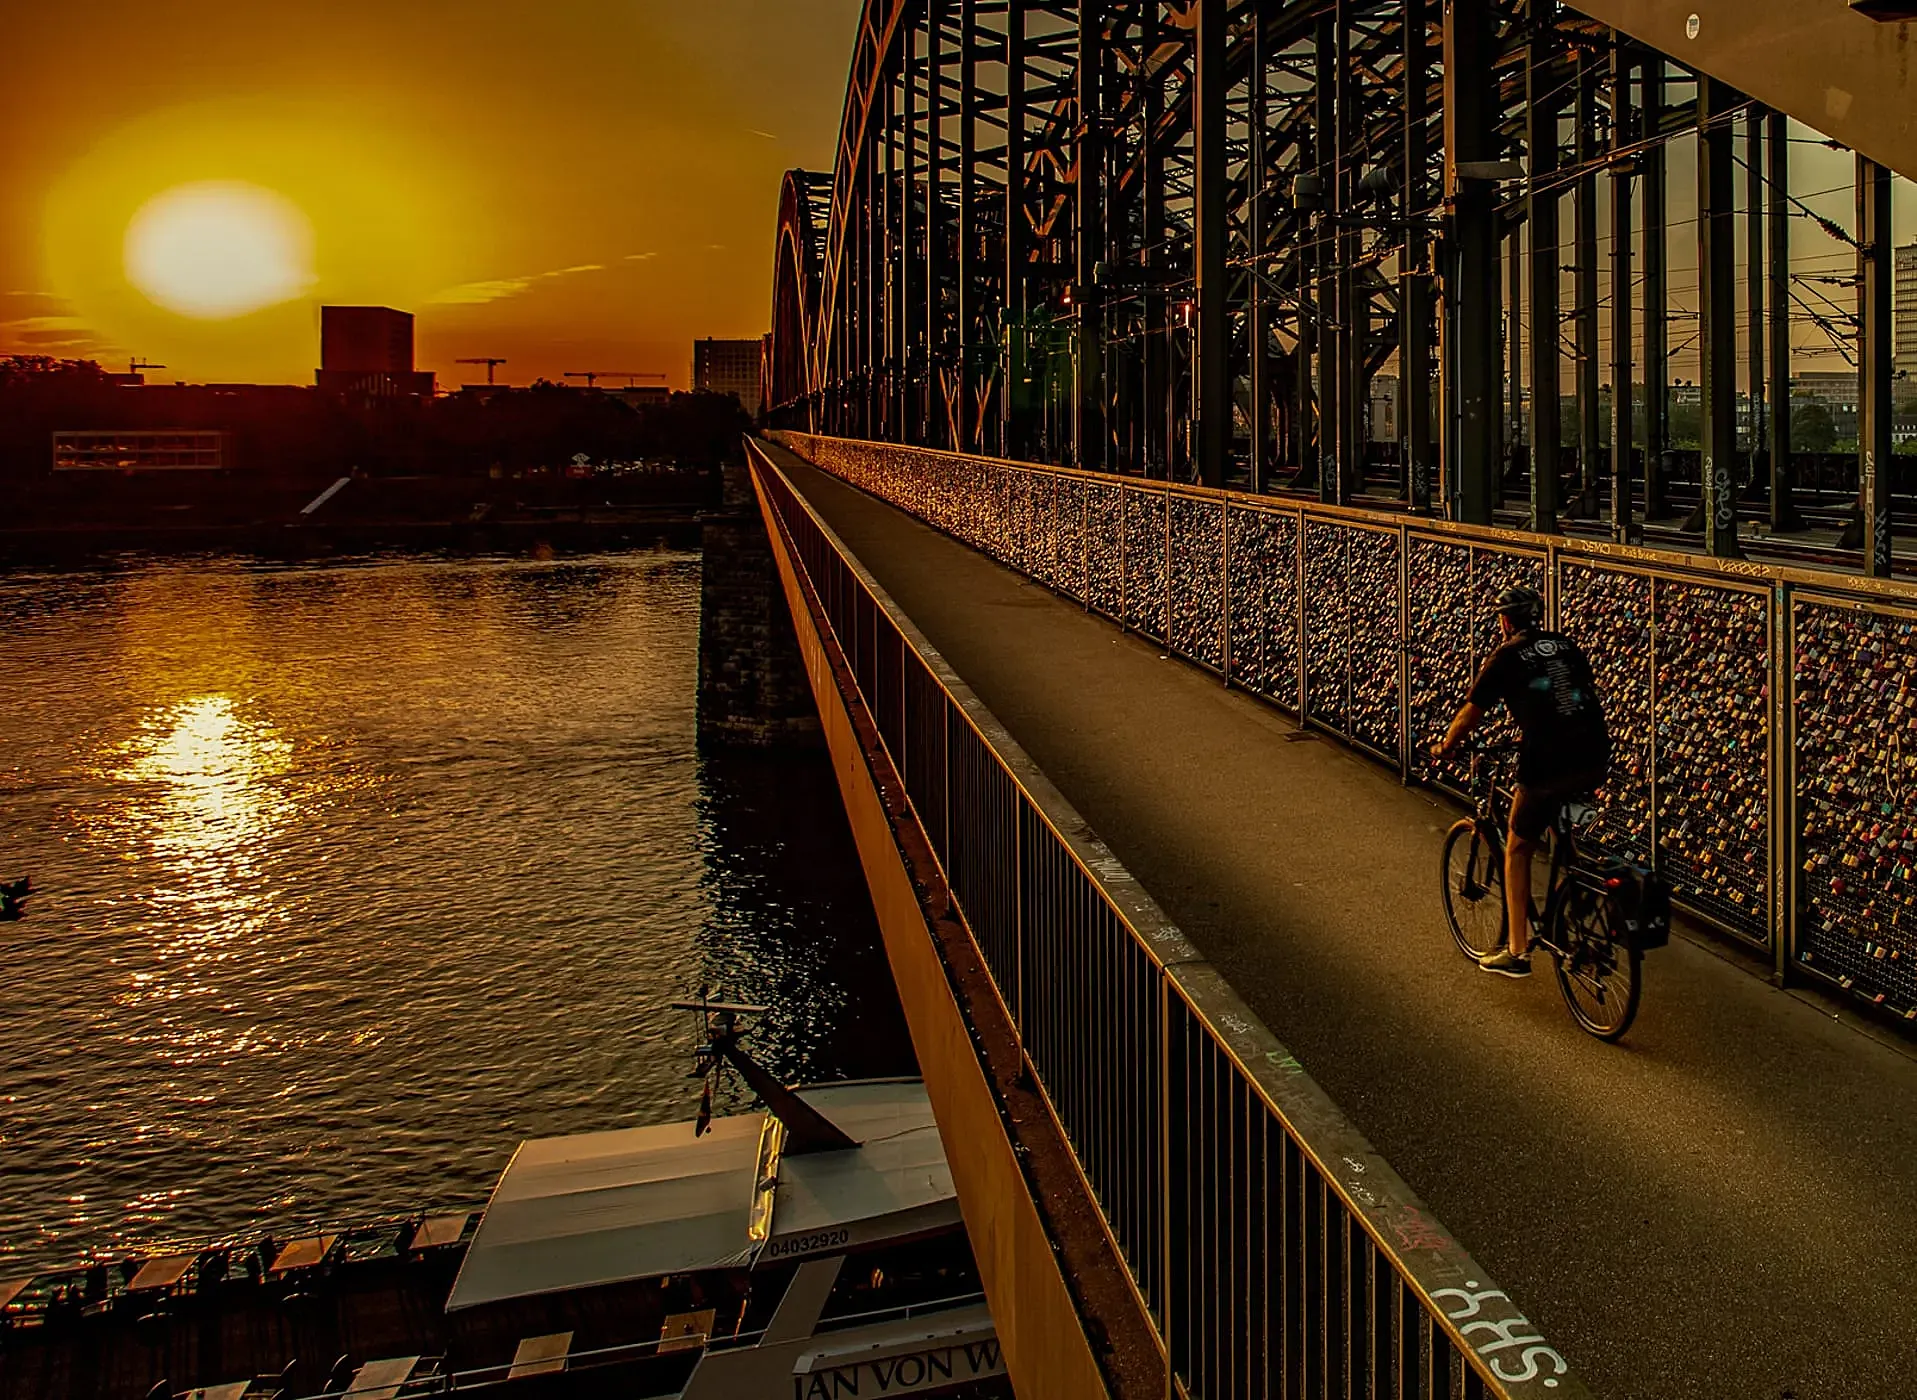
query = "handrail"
xmin=747 ymin=437 xmax=1593 ymax=1400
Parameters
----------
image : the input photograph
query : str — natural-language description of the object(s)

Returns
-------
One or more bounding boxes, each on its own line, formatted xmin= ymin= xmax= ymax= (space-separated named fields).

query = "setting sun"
xmin=124 ymin=181 xmax=315 ymax=320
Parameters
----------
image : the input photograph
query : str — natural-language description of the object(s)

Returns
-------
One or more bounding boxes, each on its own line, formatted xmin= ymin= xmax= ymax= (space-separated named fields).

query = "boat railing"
xmin=289 ymin=1290 xmax=997 ymax=1397
xmin=809 ymin=1288 xmax=992 ymax=1336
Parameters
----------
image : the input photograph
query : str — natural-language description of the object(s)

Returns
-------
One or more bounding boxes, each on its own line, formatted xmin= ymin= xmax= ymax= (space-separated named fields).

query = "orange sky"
xmin=0 ymin=1 xmax=860 ymax=387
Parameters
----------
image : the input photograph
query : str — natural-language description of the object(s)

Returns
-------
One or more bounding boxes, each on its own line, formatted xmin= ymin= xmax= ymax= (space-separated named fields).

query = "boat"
xmin=0 ymin=1001 xmax=1007 ymax=1400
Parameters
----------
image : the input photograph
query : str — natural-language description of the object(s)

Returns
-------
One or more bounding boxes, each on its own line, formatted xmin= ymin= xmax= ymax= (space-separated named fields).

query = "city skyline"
xmin=0 ymin=1 xmax=861 ymax=387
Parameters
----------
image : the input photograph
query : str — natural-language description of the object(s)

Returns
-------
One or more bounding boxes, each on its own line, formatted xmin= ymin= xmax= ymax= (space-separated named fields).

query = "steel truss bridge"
xmin=769 ymin=0 xmax=1917 ymax=577
xmin=758 ymin=5 xmax=1917 ymax=1399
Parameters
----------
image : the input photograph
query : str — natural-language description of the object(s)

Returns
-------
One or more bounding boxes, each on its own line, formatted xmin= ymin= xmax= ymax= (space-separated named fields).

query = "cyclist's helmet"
xmin=1489 ymin=584 xmax=1543 ymax=630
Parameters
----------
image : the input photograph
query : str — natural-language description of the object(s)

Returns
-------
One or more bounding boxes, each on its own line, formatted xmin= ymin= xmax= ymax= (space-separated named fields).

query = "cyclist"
xmin=1432 ymin=585 xmax=1609 ymax=978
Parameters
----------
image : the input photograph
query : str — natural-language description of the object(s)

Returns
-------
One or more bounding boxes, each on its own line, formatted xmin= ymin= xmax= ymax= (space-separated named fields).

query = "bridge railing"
xmin=750 ymin=441 xmax=1590 ymax=1400
xmin=771 ymin=432 xmax=1917 ymax=1021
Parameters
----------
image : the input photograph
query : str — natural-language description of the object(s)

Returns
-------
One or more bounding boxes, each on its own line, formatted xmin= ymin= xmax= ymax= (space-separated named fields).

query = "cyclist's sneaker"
xmin=1478 ymin=948 xmax=1532 ymax=979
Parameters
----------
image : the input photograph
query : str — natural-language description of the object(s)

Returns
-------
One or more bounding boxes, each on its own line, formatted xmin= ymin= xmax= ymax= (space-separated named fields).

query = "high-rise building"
xmin=692 ymin=338 xmax=764 ymax=416
xmin=318 ymin=306 xmax=435 ymax=396
xmin=1897 ymin=243 xmax=1917 ymax=380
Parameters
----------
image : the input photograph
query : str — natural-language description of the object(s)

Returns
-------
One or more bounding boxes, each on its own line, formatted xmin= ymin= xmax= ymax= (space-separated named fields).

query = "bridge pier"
xmin=696 ymin=462 xmax=821 ymax=748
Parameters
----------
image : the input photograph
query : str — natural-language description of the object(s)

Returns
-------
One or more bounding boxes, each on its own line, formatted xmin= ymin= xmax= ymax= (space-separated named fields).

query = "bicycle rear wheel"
xmin=1550 ymin=882 xmax=1642 ymax=1040
xmin=1440 ymin=820 xmax=1507 ymax=961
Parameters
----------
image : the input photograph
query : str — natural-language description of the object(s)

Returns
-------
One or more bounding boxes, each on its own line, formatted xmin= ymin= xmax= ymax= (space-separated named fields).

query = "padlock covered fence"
xmin=770 ymin=432 xmax=1917 ymax=1018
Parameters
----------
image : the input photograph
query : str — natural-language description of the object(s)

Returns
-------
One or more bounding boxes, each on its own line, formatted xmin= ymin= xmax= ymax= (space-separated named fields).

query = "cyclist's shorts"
xmin=1510 ymin=768 xmax=1605 ymax=843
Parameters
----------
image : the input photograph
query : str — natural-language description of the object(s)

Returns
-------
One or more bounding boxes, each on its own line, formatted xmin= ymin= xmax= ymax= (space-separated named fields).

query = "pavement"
xmin=764 ymin=441 xmax=1917 ymax=1400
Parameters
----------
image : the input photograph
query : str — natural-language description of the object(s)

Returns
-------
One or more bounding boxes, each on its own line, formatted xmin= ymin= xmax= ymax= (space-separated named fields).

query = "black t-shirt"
xmin=1466 ymin=628 xmax=1610 ymax=785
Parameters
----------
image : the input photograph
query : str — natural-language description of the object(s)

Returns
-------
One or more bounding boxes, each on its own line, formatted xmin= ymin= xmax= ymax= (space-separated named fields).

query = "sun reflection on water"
xmin=108 ymin=695 xmax=298 ymax=1019
xmin=117 ymin=695 xmax=294 ymax=861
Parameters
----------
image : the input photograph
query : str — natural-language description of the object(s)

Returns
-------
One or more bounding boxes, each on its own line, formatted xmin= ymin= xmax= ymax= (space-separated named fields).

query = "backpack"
xmin=1596 ymin=861 xmax=1670 ymax=951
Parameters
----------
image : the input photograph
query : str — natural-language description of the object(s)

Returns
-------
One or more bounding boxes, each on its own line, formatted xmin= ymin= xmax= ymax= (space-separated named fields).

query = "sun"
xmin=123 ymin=181 xmax=316 ymax=320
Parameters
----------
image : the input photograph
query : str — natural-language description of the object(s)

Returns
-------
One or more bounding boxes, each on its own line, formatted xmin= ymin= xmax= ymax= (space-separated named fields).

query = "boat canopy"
xmin=446 ymin=1113 xmax=767 ymax=1311
xmin=446 ymin=1080 xmax=956 ymax=1312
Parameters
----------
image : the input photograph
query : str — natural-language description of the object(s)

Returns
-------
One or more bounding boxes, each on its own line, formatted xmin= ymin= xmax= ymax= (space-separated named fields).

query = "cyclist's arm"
xmin=1434 ymin=701 xmax=1485 ymax=759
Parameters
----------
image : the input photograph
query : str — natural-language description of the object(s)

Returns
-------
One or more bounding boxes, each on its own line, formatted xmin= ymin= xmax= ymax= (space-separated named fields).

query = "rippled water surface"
xmin=0 ymin=552 xmax=907 ymax=1273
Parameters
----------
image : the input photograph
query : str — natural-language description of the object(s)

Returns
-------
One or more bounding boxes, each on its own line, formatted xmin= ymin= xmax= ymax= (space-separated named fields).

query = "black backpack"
xmin=1597 ymin=861 xmax=1670 ymax=951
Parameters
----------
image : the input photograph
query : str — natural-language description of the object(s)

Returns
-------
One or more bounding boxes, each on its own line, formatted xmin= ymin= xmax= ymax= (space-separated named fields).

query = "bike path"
xmin=766 ymin=443 xmax=1917 ymax=1400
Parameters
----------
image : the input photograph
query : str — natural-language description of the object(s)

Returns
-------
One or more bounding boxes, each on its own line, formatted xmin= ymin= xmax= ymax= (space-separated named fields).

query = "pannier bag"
xmin=1598 ymin=862 xmax=1671 ymax=951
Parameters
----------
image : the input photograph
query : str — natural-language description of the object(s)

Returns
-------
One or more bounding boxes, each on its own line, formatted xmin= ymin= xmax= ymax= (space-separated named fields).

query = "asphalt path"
xmin=767 ymin=444 xmax=1917 ymax=1400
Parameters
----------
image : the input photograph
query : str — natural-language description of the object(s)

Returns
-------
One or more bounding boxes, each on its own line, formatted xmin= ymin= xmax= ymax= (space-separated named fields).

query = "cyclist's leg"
xmin=1505 ymin=786 xmax=1554 ymax=957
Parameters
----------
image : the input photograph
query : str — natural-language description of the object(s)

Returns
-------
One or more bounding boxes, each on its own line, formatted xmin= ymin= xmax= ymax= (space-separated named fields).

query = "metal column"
xmin=920 ymin=1 xmax=935 ymax=446
xmin=1075 ymin=2 xmax=1105 ymax=472
xmin=1641 ymin=61 xmax=1669 ymax=518
xmin=1402 ymin=0 xmax=1434 ymax=511
xmin=1443 ymin=0 xmax=1502 ymax=524
xmin=1526 ymin=15 xmax=1561 ymax=532
xmin=1003 ymin=2 xmax=1028 ymax=460
xmin=956 ymin=0 xmax=977 ymax=452
xmin=1573 ymin=56 xmax=1601 ymax=518
xmin=1768 ymin=109 xmax=1800 ymax=531
xmin=1610 ymin=42 xmax=1636 ymax=543
xmin=1858 ymin=154 xmax=1894 ymax=578
xmin=1250 ymin=20 xmax=1272 ymax=492
xmin=1315 ymin=12 xmax=1342 ymax=502
xmin=1744 ymin=109 xmax=1765 ymax=518
xmin=1697 ymin=76 xmax=1744 ymax=559
xmin=899 ymin=25 xmax=916 ymax=443
xmin=1337 ymin=0 xmax=1366 ymax=502
xmin=1195 ymin=0 xmax=1228 ymax=489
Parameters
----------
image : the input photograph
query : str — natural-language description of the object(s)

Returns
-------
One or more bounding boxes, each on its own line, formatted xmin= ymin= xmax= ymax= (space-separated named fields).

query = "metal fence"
xmin=771 ymin=431 xmax=1917 ymax=1020
xmin=750 ymin=442 xmax=1589 ymax=1400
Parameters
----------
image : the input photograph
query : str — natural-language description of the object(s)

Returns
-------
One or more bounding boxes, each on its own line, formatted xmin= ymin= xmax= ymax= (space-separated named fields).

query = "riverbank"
xmin=0 ymin=468 xmax=716 ymax=563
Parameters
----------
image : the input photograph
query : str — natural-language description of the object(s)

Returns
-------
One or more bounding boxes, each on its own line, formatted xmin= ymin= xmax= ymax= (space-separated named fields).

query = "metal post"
xmin=1745 ymin=108 xmax=1765 ymax=515
xmin=1444 ymin=0 xmax=1501 ymax=524
xmin=1143 ymin=6 xmax=1168 ymax=479
xmin=900 ymin=26 xmax=916 ymax=444
xmin=1858 ymin=154 xmax=1894 ymax=577
xmin=1337 ymin=0 xmax=1366 ymax=502
xmin=1610 ymin=41 xmax=1636 ymax=543
xmin=1250 ymin=19 xmax=1271 ymax=493
xmin=1076 ymin=1 xmax=1105 ymax=473
xmin=925 ymin=2 xmax=943 ymax=448
xmin=1768 ymin=109 xmax=1799 ymax=530
xmin=1507 ymin=226 xmax=1524 ymax=480
xmin=1402 ymin=0 xmax=1433 ymax=510
xmin=1574 ymin=55 xmax=1601 ymax=518
xmin=957 ymin=0 xmax=977 ymax=452
xmin=1641 ymin=61 xmax=1669 ymax=518
xmin=1526 ymin=13 xmax=1561 ymax=532
xmin=1196 ymin=0 xmax=1229 ymax=489
xmin=1004 ymin=1 xmax=1028 ymax=460
xmin=1697 ymin=76 xmax=1744 ymax=559
xmin=1316 ymin=12 xmax=1342 ymax=503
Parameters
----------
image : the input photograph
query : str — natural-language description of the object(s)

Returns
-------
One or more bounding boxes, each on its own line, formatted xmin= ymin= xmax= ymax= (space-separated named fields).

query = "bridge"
xmin=734 ymin=4 xmax=1917 ymax=1397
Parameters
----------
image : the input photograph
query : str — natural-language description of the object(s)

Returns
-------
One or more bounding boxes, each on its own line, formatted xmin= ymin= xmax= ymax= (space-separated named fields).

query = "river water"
xmin=0 ymin=550 xmax=909 ymax=1275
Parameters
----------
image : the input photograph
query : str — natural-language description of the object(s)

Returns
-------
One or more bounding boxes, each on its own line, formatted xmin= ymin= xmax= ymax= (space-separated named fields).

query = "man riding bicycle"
xmin=1433 ymin=585 xmax=1610 ymax=978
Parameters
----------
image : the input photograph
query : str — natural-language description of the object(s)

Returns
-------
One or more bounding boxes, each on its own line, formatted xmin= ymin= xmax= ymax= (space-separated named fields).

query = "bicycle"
xmin=1437 ymin=743 xmax=1644 ymax=1041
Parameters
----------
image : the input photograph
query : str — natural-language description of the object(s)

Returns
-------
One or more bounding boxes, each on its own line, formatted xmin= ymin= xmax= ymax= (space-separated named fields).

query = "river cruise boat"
xmin=0 ymin=1004 xmax=1007 ymax=1400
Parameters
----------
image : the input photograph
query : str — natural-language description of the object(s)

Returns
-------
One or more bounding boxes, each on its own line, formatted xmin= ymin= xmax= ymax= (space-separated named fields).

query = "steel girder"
xmin=768 ymin=0 xmax=1906 ymax=542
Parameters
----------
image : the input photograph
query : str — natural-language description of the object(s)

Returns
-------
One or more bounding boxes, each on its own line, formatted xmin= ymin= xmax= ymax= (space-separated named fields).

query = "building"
xmin=52 ymin=430 xmax=226 ymax=471
xmin=692 ymin=338 xmax=764 ymax=416
xmin=317 ymin=306 xmax=435 ymax=396
xmin=1897 ymin=243 xmax=1917 ymax=379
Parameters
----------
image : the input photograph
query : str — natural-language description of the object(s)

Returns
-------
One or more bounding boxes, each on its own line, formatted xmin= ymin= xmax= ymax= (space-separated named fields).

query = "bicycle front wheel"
xmin=1550 ymin=882 xmax=1642 ymax=1041
xmin=1440 ymin=820 xmax=1507 ymax=962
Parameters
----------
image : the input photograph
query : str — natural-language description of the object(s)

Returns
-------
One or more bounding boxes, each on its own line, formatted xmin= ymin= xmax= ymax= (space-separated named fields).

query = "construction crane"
xmin=563 ymin=371 xmax=667 ymax=388
xmin=129 ymin=358 xmax=165 ymax=376
xmin=455 ymin=356 xmax=508 ymax=385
